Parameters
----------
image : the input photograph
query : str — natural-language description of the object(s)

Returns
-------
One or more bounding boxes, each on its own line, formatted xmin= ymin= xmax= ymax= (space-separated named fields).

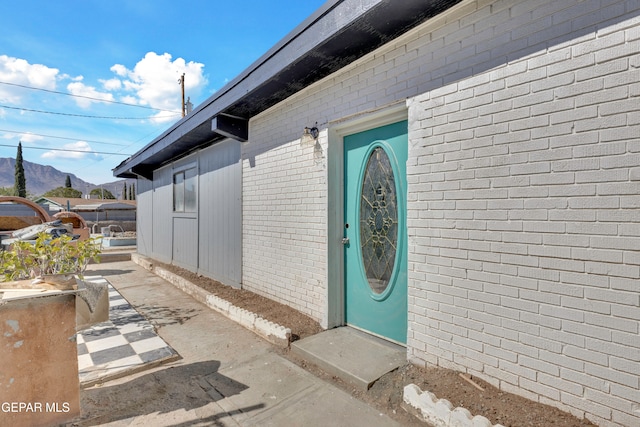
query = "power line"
xmin=0 ymin=80 xmax=181 ymax=113
xmin=0 ymin=128 xmax=128 ymax=147
xmin=0 ymin=143 xmax=131 ymax=156
xmin=0 ymin=104 xmax=180 ymax=120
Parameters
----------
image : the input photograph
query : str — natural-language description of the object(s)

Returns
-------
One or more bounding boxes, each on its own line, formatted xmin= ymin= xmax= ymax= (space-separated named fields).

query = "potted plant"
xmin=1 ymin=233 xmax=102 ymax=289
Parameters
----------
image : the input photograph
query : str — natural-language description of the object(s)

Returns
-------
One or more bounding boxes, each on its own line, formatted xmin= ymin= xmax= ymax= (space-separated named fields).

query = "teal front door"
xmin=344 ymin=120 xmax=408 ymax=344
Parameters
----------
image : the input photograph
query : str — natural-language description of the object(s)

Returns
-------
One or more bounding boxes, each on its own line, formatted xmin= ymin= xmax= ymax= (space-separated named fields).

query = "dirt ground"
xmin=161 ymin=263 xmax=595 ymax=427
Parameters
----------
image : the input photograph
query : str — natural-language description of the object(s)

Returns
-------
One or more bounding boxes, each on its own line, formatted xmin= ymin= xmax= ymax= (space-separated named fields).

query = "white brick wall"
xmin=242 ymin=126 xmax=328 ymax=322
xmin=240 ymin=0 xmax=637 ymax=424
xmin=406 ymin=1 xmax=640 ymax=426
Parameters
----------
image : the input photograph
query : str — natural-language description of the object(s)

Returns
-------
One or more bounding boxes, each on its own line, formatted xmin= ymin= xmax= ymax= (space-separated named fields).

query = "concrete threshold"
xmin=291 ymin=326 xmax=406 ymax=390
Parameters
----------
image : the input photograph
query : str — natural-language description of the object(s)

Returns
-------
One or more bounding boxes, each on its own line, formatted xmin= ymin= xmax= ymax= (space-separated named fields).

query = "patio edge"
xmin=130 ymin=253 xmax=292 ymax=348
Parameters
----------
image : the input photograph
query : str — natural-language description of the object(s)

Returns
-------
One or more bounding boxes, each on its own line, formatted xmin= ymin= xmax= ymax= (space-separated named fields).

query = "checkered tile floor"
xmin=77 ymin=277 xmax=178 ymax=385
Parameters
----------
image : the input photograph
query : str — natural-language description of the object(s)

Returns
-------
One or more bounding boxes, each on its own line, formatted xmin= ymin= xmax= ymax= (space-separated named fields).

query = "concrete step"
xmin=95 ymin=247 xmax=135 ymax=263
xmin=291 ymin=326 xmax=406 ymax=390
xmin=98 ymin=252 xmax=132 ymax=263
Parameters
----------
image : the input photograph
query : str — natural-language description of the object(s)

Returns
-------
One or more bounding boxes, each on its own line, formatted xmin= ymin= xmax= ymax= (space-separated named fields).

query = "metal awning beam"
xmin=212 ymin=115 xmax=248 ymax=142
xmin=130 ymin=165 xmax=154 ymax=180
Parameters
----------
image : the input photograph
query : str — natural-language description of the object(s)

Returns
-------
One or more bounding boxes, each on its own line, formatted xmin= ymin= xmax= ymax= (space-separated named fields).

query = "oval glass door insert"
xmin=360 ymin=147 xmax=398 ymax=294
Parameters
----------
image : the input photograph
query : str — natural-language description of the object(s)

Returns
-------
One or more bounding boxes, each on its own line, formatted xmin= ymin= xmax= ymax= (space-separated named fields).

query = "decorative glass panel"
xmin=360 ymin=147 xmax=397 ymax=294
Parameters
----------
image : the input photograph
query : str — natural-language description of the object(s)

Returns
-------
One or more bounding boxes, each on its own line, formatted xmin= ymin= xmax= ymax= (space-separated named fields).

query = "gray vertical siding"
xmin=135 ymin=178 xmax=153 ymax=256
xmin=151 ymin=167 xmax=173 ymax=264
xmin=198 ymin=139 xmax=242 ymax=288
xmin=172 ymin=216 xmax=198 ymax=268
xmin=135 ymin=140 xmax=242 ymax=287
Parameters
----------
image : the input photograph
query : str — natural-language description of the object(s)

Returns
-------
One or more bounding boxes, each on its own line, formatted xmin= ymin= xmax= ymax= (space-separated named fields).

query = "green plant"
xmin=0 ymin=233 xmax=101 ymax=282
xmin=43 ymin=186 xmax=83 ymax=198
xmin=0 ymin=249 xmax=28 ymax=282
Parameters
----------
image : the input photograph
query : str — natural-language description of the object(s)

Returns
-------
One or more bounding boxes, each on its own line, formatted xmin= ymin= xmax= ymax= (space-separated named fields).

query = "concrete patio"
xmin=72 ymin=259 xmax=403 ymax=426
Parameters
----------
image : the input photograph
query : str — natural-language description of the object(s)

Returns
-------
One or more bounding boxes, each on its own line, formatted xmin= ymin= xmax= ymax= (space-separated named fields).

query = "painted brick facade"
xmin=239 ymin=0 xmax=638 ymax=424
xmin=242 ymin=126 xmax=329 ymax=322
xmin=404 ymin=1 xmax=640 ymax=426
xmin=241 ymin=0 xmax=639 ymax=425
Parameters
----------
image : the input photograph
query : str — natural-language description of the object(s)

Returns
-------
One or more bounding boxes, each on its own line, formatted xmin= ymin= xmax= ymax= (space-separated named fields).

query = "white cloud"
xmin=0 ymin=55 xmax=59 ymax=103
xmin=121 ymin=95 xmax=137 ymax=104
xmin=0 ymin=51 xmax=206 ymax=129
xmin=41 ymin=141 xmax=98 ymax=160
xmin=67 ymin=78 xmax=115 ymax=108
xmin=110 ymin=52 xmax=207 ymax=123
xmin=100 ymin=78 xmax=122 ymax=91
xmin=110 ymin=64 xmax=127 ymax=77
xmin=15 ymin=133 xmax=43 ymax=144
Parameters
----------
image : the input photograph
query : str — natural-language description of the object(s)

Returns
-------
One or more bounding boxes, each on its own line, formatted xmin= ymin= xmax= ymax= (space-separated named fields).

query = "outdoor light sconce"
xmin=303 ymin=123 xmax=319 ymax=139
xmin=300 ymin=122 xmax=320 ymax=147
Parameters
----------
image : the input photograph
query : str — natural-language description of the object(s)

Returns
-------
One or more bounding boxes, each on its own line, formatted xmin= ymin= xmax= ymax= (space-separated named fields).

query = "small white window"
xmin=173 ymin=167 xmax=196 ymax=212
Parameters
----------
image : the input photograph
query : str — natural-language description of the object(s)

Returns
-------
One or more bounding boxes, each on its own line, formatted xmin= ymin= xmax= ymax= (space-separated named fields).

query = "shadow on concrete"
xmin=76 ymin=360 xmax=262 ymax=426
xmin=134 ymin=303 xmax=200 ymax=327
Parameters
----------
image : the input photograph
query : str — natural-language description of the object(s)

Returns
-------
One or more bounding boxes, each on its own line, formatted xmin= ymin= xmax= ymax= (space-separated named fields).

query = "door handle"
xmin=342 ymin=237 xmax=350 ymax=245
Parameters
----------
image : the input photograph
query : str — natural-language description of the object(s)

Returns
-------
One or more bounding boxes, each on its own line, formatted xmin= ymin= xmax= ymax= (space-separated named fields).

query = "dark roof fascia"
xmin=113 ymin=0 xmax=461 ymax=179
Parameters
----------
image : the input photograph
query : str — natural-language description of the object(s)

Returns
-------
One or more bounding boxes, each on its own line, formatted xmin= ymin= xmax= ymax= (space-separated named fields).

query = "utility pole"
xmin=179 ymin=73 xmax=186 ymax=117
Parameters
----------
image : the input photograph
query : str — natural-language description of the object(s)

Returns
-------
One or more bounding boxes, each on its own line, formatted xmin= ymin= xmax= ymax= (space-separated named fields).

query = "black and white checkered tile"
xmin=77 ymin=277 xmax=178 ymax=385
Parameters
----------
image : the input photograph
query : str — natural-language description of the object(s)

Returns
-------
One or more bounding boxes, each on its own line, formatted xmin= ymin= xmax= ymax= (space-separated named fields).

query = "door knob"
xmin=342 ymin=237 xmax=350 ymax=245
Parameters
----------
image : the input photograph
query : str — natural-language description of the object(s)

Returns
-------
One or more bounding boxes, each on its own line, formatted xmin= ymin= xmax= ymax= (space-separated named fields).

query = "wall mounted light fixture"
xmin=304 ymin=122 xmax=319 ymax=139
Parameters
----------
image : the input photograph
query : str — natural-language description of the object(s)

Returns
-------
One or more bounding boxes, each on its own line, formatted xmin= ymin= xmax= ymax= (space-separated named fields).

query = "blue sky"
xmin=0 ymin=0 xmax=326 ymax=185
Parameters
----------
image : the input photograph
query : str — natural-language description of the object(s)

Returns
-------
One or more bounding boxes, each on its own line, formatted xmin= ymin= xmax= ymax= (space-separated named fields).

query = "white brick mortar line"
xmin=404 ymin=384 xmax=506 ymax=427
xmin=131 ymin=253 xmax=292 ymax=347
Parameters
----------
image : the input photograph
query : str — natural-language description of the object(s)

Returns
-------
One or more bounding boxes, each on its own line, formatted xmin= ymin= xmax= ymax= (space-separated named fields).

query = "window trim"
xmin=172 ymin=162 xmax=197 ymax=214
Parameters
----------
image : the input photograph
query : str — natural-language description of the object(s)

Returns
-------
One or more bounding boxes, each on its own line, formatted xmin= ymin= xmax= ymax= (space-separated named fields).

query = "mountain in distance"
xmin=0 ymin=157 xmax=135 ymax=198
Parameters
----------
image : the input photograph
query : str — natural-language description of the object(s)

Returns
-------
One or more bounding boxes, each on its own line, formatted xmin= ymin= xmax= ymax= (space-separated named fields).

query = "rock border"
xmin=131 ymin=253 xmax=291 ymax=348
xmin=403 ymin=384 xmax=506 ymax=427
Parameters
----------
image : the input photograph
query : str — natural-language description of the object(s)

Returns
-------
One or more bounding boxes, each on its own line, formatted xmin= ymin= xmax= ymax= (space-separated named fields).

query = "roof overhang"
xmin=113 ymin=0 xmax=462 ymax=179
